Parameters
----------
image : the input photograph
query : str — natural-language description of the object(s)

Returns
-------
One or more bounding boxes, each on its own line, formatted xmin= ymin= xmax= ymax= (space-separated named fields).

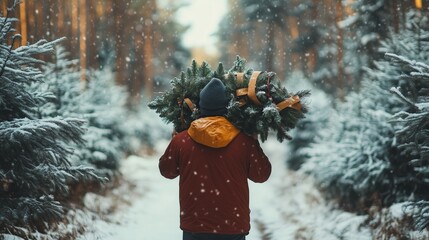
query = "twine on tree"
xmin=276 ymin=95 xmax=302 ymax=111
xmin=236 ymin=72 xmax=245 ymax=84
xmin=229 ymin=71 xmax=302 ymax=112
xmin=229 ymin=72 xmax=248 ymax=107
xmin=248 ymin=71 xmax=262 ymax=106
xmin=178 ymin=97 xmax=196 ymax=130
xmin=183 ymin=98 xmax=196 ymax=111
xmin=228 ymin=71 xmax=269 ymax=106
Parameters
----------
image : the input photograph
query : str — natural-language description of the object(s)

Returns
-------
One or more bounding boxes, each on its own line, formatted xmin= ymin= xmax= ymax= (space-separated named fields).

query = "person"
xmin=159 ymin=78 xmax=271 ymax=240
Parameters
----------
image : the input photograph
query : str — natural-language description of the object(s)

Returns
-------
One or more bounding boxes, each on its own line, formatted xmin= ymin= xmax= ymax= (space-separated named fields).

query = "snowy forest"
xmin=1 ymin=0 xmax=429 ymax=239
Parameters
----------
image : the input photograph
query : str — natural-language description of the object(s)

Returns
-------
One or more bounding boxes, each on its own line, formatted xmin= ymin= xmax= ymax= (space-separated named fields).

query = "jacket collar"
xmin=187 ymin=116 xmax=240 ymax=148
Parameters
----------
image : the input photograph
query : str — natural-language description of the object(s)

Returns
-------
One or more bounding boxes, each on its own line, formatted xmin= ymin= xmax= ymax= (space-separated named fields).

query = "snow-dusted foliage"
xmin=34 ymin=46 xmax=163 ymax=173
xmin=311 ymin=20 xmax=339 ymax=94
xmin=82 ymin=64 xmax=170 ymax=162
xmin=340 ymin=0 xmax=391 ymax=74
xmin=303 ymin=11 xmax=429 ymax=211
xmin=240 ymin=0 xmax=287 ymax=24
xmin=385 ymin=51 xmax=429 ymax=231
xmin=0 ymin=4 xmax=101 ymax=238
xmin=33 ymin=46 xmax=131 ymax=172
xmin=379 ymin=12 xmax=429 ymax=231
xmin=387 ymin=54 xmax=429 ymax=175
xmin=124 ymin=101 xmax=171 ymax=155
xmin=79 ymin=67 xmax=130 ymax=170
xmin=286 ymin=71 xmax=333 ymax=170
xmin=303 ymin=78 xmax=400 ymax=210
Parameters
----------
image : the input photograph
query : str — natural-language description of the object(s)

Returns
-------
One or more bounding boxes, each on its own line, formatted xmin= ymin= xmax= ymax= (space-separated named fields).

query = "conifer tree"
xmin=303 ymin=10 xmax=429 ymax=211
xmin=340 ymin=0 xmax=391 ymax=72
xmin=286 ymin=71 xmax=332 ymax=170
xmin=378 ymin=11 xmax=429 ymax=207
xmin=0 ymin=3 xmax=101 ymax=237
xmin=35 ymin=47 xmax=130 ymax=172
xmin=149 ymin=56 xmax=310 ymax=142
xmin=303 ymin=77 xmax=399 ymax=209
xmin=80 ymin=67 xmax=130 ymax=170
xmin=385 ymin=52 xmax=429 ymax=231
xmin=239 ymin=0 xmax=290 ymax=70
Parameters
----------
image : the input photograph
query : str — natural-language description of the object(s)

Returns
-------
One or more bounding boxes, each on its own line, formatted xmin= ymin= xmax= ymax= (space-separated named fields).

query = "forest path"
xmin=79 ymin=138 xmax=371 ymax=240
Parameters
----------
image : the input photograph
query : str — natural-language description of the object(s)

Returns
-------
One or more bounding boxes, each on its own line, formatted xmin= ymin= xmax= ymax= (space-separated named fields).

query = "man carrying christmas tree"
xmin=159 ymin=78 xmax=272 ymax=240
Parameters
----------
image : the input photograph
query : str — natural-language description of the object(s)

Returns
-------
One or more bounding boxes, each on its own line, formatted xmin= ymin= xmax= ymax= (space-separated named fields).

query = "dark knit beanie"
xmin=199 ymin=78 xmax=228 ymax=116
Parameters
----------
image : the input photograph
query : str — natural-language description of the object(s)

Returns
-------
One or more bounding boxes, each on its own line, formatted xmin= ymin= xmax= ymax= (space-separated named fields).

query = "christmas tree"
xmin=0 ymin=3 xmax=101 ymax=238
xmin=303 ymin=10 xmax=429 ymax=213
xmin=379 ymin=12 xmax=429 ymax=232
xmin=386 ymin=52 xmax=429 ymax=231
xmin=34 ymin=47 xmax=131 ymax=172
xmin=340 ymin=0 xmax=391 ymax=73
xmin=149 ymin=56 xmax=310 ymax=142
xmin=286 ymin=71 xmax=333 ymax=170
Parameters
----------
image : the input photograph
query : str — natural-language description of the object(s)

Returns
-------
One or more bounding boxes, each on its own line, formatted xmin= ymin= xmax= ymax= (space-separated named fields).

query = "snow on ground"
xmin=78 ymin=137 xmax=372 ymax=240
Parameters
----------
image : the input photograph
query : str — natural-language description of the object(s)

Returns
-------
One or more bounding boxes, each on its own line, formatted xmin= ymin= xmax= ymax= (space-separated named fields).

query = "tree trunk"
xmin=415 ymin=0 xmax=423 ymax=9
xmin=1 ymin=1 xmax=6 ymax=17
xmin=287 ymin=16 xmax=299 ymax=71
xmin=87 ymin=1 xmax=98 ymax=70
xmin=56 ymin=0 xmax=65 ymax=40
xmin=26 ymin=0 xmax=35 ymax=43
xmin=306 ymin=0 xmax=319 ymax=74
xmin=142 ymin=0 xmax=156 ymax=100
xmin=36 ymin=0 xmax=44 ymax=40
xmin=335 ymin=0 xmax=345 ymax=100
xmin=79 ymin=0 xmax=87 ymax=83
xmin=19 ymin=0 xmax=27 ymax=46
xmin=113 ymin=1 xmax=127 ymax=86
xmin=71 ymin=0 xmax=79 ymax=53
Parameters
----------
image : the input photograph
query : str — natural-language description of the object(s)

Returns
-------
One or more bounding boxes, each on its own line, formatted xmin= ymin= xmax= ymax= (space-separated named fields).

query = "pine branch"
xmin=0 ymin=35 xmax=20 ymax=77
xmin=385 ymin=52 xmax=429 ymax=75
xmin=0 ymin=196 xmax=64 ymax=232
xmin=0 ymin=117 xmax=86 ymax=166
xmin=389 ymin=87 xmax=418 ymax=110
xmin=403 ymin=201 xmax=429 ymax=231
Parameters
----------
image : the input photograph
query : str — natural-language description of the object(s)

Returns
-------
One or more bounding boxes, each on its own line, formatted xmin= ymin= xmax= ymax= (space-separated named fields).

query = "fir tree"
xmin=240 ymin=0 xmax=288 ymax=25
xmin=386 ymin=52 xmax=429 ymax=231
xmin=149 ymin=56 xmax=310 ymax=142
xmin=286 ymin=71 xmax=332 ymax=170
xmin=79 ymin=67 xmax=130 ymax=170
xmin=303 ymin=10 xmax=429 ymax=212
xmin=379 ymin=11 xmax=429 ymax=208
xmin=311 ymin=27 xmax=337 ymax=93
xmin=0 ymin=3 xmax=101 ymax=238
xmin=340 ymin=0 xmax=391 ymax=73
xmin=303 ymin=77 xmax=399 ymax=210
xmin=34 ymin=47 xmax=130 ymax=172
xmin=239 ymin=0 xmax=290 ymax=71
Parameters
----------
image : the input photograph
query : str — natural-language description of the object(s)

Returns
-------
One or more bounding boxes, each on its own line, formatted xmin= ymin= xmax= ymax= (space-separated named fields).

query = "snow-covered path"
xmin=79 ymin=138 xmax=371 ymax=240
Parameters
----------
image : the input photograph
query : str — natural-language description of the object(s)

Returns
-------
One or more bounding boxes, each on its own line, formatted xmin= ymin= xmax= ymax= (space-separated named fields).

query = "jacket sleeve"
xmin=247 ymin=139 xmax=271 ymax=183
xmin=159 ymin=136 xmax=180 ymax=179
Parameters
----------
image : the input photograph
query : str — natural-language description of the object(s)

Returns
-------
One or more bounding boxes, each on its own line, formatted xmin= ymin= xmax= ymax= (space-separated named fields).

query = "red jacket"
xmin=159 ymin=116 xmax=271 ymax=235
